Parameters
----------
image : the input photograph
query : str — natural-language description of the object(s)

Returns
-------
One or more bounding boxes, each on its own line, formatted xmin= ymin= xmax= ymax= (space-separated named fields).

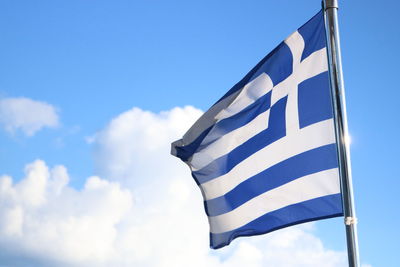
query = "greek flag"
xmin=171 ymin=10 xmax=343 ymax=249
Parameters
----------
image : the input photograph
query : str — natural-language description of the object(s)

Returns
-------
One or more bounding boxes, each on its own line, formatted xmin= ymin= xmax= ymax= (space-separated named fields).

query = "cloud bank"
xmin=0 ymin=105 xmax=367 ymax=266
xmin=0 ymin=97 xmax=59 ymax=136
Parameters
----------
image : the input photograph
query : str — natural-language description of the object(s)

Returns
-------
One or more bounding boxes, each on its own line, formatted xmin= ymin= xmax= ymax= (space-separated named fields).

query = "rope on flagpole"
xmin=345 ymin=217 xmax=358 ymax=226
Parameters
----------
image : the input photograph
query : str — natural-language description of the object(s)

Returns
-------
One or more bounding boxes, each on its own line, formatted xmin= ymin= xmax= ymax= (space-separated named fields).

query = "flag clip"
xmin=345 ymin=217 xmax=358 ymax=225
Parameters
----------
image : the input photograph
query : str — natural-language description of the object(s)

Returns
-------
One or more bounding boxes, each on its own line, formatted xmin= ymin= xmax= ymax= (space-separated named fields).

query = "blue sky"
xmin=0 ymin=0 xmax=398 ymax=266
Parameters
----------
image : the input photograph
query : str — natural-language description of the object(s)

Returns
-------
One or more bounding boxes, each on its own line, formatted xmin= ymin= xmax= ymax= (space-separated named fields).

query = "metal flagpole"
xmin=322 ymin=1 xmax=360 ymax=267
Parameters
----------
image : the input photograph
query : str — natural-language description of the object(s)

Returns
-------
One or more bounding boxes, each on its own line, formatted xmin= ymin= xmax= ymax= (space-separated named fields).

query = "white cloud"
xmin=0 ymin=106 xmax=371 ymax=267
xmin=0 ymin=160 xmax=133 ymax=266
xmin=0 ymin=159 xmax=346 ymax=267
xmin=0 ymin=97 xmax=59 ymax=136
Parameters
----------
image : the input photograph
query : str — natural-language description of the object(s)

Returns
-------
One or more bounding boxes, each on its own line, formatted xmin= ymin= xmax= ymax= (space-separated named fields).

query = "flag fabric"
xmin=171 ymin=10 xmax=343 ymax=249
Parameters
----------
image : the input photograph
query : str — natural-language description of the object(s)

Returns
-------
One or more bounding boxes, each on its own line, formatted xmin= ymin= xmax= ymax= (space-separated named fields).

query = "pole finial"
xmin=325 ymin=0 xmax=339 ymax=10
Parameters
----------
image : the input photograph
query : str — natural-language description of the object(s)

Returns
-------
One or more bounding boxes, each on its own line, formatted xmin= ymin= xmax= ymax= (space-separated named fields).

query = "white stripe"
xmin=215 ymin=73 xmax=273 ymax=120
xmin=200 ymin=118 xmax=336 ymax=200
xmin=190 ymin=109 xmax=270 ymax=171
xmin=297 ymin=48 xmax=328 ymax=83
xmin=209 ymin=168 xmax=340 ymax=234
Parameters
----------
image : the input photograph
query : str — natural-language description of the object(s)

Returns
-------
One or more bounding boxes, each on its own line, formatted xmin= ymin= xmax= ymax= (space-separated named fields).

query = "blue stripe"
xmin=193 ymin=96 xmax=287 ymax=184
xmin=298 ymin=10 xmax=326 ymax=62
xmin=298 ymin=71 xmax=333 ymax=129
xmin=204 ymin=144 xmax=339 ymax=216
xmin=210 ymin=193 xmax=343 ymax=249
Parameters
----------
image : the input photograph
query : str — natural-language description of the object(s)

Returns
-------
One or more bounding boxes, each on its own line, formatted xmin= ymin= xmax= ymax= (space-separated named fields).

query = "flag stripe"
xmin=214 ymin=73 xmax=273 ymax=121
xmin=210 ymin=193 xmax=343 ymax=248
xmin=296 ymin=48 xmax=328 ymax=87
xmin=209 ymin=167 xmax=340 ymax=234
xmin=204 ymin=143 xmax=338 ymax=216
xmin=200 ymin=118 xmax=336 ymax=200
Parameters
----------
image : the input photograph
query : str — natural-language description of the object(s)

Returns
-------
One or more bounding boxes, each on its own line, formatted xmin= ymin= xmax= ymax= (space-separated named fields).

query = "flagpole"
xmin=323 ymin=1 xmax=360 ymax=266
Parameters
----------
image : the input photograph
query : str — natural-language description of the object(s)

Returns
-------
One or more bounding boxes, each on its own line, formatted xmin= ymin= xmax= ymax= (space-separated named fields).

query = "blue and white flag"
xmin=171 ymin=10 xmax=343 ymax=249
